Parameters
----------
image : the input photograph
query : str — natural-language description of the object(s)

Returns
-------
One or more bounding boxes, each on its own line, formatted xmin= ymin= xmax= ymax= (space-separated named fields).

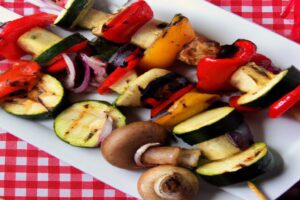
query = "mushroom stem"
xmin=138 ymin=165 xmax=199 ymax=200
xmin=154 ymin=173 xmax=187 ymax=199
xmin=141 ymin=146 xmax=201 ymax=168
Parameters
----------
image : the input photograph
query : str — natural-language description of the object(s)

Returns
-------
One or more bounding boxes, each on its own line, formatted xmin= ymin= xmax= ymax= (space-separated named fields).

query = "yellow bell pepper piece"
xmin=155 ymin=90 xmax=220 ymax=128
xmin=139 ymin=14 xmax=196 ymax=70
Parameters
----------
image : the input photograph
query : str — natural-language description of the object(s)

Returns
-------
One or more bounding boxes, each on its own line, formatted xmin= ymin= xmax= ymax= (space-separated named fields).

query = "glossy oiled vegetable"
xmin=173 ymin=106 xmax=243 ymax=145
xmin=139 ymin=14 xmax=196 ymax=70
xmin=115 ymin=68 xmax=170 ymax=107
xmin=55 ymin=0 xmax=94 ymax=28
xmin=237 ymin=66 xmax=300 ymax=108
xmin=54 ymin=101 xmax=125 ymax=147
xmin=18 ymin=27 xmax=62 ymax=58
xmin=196 ymin=142 xmax=274 ymax=186
xmin=155 ymin=90 xmax=220 ymax=128
xmin=2 ymin=74 xmax=65 ymax=119
xmin=196 ymin=124 xmax=254 ymax=160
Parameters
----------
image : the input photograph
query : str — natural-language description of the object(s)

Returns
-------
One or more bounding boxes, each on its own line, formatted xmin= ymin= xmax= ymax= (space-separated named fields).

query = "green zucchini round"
xmin=34 ymin=33 xmax=87 ymax=66
xmin=196 ymin=142 xmax=274 ymax=186
xmin=1 ymin=74 xmax=66 ymax=119
xmin=238 ymin=66 xmax=300 ymax=108
xmin=54 ymin=100 xmax=126 ymax=148
xmin=55 ymin=0 xmax=94 ymax=28
xmin=173 ymin=106 xmax=243 ymax=145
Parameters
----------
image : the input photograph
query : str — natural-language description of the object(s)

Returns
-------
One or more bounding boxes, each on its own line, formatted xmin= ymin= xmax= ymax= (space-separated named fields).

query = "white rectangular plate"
xmin=1 ymin=0 xmax=300 ymax=199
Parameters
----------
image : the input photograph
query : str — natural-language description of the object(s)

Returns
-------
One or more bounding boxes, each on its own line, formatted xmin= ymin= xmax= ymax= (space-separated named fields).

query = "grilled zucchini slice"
xmin=238 ymin=66 xmax=300 ymax=108
xmin=196 ymin=142 xmax=274 ymax=186
xmin=55 ymin=0 xmax=94 ymax=28
xmin=34 ymin=33 xmax=87 ymax=66
xmin=1 ymin=74 xmax=65 ymax=119
xmin=173 ymin=106 xmax=243 ymax=145
xmin=54 ymin=101 xmax=126 ymax=147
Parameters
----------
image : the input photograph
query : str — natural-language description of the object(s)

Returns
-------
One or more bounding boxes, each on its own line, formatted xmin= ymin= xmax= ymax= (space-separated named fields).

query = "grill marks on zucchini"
xmin=237 ymin=66 xmax=300 ymax=108
xmin=173 ymin=106 xmax=243 ymax=145
xmin=54 ymin=101 xmax=126 ymax=147
xmin=196 ymin=142 xmax=274 ymax=186
xmin=2 ymin=74 xmax=65 ymax=118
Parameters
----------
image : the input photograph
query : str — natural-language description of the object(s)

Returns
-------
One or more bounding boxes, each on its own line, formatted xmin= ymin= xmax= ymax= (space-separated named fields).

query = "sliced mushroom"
xmin=138 ymin=165 xmax=199 ymax=200
xmin=101 ymin=121 xmax=201 ymax=169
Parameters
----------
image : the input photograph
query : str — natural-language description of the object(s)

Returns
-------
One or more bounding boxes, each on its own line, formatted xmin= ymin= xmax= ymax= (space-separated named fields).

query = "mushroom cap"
xmin=101 ymin=121 xmax=170 ymax=169
xmin=138 ymin=165 xmax=199 ymax=200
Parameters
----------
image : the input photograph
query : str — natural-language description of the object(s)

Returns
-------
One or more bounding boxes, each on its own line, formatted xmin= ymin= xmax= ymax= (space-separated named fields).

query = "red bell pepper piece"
xmin=54 ymin=0 xmax=68 ymax=7
xmin=229 ymin=96 xmax=260 ymax=112
xmin=0 ymin=61 xmax=41 ymax=100
xmin=151 ymin=84 xmax=194 ymax=117
xmin=0 ymin=13 xmax=57 ymax=60
xmin=98 ymin=48 xmax=142 ymax=94
xmin=268 ymin=85 xmax=300 ymax=118
xmin=143 ymin=97 xmax=161 ymax=108
xmin=47 ymin=40 xmax=88 ymax=65
xmin=197 ymin=39 xmax=257 ymax=93
xmin=102 ymin=0 xmax=153 ymax=44
xmin=47 ymin=58 xmax=67 ymax=73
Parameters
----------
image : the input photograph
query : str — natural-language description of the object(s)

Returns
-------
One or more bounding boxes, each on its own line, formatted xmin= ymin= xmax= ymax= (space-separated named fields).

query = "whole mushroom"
xmin=138 ymin=165 xmax=199 ymax=200
xmin=101 ymin=121 xmax=201 ymax=169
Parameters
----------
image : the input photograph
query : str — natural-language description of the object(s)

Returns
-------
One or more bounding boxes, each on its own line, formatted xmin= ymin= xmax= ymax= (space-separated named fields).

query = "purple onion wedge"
xmin=226 ymin=123 xmax=254 ymax=151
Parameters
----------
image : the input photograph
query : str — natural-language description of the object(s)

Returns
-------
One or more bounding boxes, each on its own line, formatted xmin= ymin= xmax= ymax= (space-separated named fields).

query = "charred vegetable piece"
xmin=173 ymin=106 xmax=243 ymax=145
xmin=230 ymin=62 xmax=275 ymax=93
xmin=196 ymin=123 xmax=254 ymax=161
xmin=115 ymin=69 xmax=171 ymax=107
xmin=101 ymin=0 xmax=153 ymax=44
xmin=80 ymin=8 xmax=111 ymax=30
xmin=197 ymin=39 xmax=257 ymax=92
xmin=196 ymin=142 xmax=274 ymax=186
xmin=0 ymin=13 xmax=57 ymax=60
xmin=178 ymin=35 xmax=220 ymax=66
xmin=155 ymin=90 xmax=220 ymax=128
xmin=55 ymin=0 xmax=94 ymax=28
xmin=139 ymin=14 xmax=196 ymax=70
xmin=54 ymin=101 xmax=126 ymax=147
xmin=18 ymin=27 xmax=63 ymax=58
xmin=237 ymin=66 xmax=300 ymax=108
xmin=34 ymin=33 xmax=87 ymax=66
xmin=109 ymin=70 xmax=137 ymax=94
xmin=0 ymin=61 xmax=41 ymax=100
xmin=97 ymin=44 xmax=142 ymax=94
xmin=2 ymin=74 xmax=65 ymax=118
xmin=140 ymin=72 xmax=190 ymax=108
xmin=90 ymin=37 xmax=121 ymax=62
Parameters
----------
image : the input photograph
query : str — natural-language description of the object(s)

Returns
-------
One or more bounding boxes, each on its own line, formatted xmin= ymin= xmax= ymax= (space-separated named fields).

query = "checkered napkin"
xmin=0 ymin=0 xmax=298 ymax=199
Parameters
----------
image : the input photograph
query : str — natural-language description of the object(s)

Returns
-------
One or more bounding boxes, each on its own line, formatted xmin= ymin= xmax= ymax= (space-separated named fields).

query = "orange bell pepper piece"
xmin=139 ymin=14 xmax=196 ymax=70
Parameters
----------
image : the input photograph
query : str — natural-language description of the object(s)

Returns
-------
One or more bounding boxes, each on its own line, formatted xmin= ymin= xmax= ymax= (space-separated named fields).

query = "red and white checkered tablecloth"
xmin=0 ymin=0 xmax=298 ymax=199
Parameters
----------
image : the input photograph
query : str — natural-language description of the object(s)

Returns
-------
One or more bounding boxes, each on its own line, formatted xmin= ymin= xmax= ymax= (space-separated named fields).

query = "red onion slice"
xmin=97 ymin=116 xmax=113 ymax=145
xmin=63 ymin=54 xmax=76 ymax=89
xmin=134 ymin=143 xmax=160 ymax=167
xmin=226 ymin=123 xmax=254 ymax=150
xmin=72 ymin=58 xmax=91 ymax=93
xmin=80 ymin=53 xmax=107 ymax=86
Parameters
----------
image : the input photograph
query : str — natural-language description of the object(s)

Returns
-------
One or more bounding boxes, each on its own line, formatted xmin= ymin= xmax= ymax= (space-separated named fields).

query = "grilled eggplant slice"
xmin=173 ymin=106 xmax=243 ymax=145
xmin=2 ymin=74 xmax=65 ymax=119
xmin=54 ymin=101 xmax=126 ymax=147
xmin=196 ymin=142 xmax=274 ymax=186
